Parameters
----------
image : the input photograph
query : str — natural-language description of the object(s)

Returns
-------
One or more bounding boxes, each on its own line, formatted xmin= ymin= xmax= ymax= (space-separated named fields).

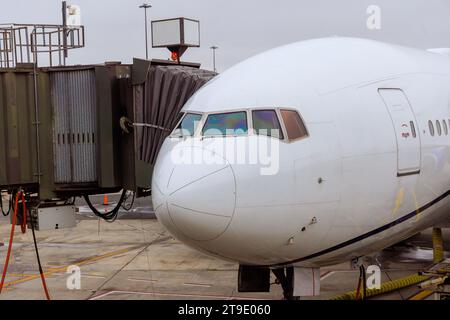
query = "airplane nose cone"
xmin=152 ymin=146 xmax=236 ymax=241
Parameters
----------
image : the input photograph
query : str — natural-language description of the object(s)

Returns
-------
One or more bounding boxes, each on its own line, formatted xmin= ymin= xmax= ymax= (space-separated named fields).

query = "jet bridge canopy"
xmin=121 ymin=59 xmax=217 ymax=195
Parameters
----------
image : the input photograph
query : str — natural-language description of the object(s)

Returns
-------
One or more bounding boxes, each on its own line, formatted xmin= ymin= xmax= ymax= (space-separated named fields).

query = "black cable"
xmin=121 ymin=191 xmax=136 ymax=211
xmin=29 ymin=207 xmax=44 ymax=273
xmin=83 ymin=190 xmax=127 ymax=222
xmin=64 ymin=197 xmax=76 ymax=206
xmin=1 ymin=191 xmax=12 ymax=217
xmin=28 ymin=206 xmax=51 ymax=300
xmin=360 ymin=265 xmax=367 ymax=300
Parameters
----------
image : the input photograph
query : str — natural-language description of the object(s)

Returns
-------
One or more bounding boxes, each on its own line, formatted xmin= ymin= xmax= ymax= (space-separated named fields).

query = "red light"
xmin=171 ymin=52 xmax=178 ymax=61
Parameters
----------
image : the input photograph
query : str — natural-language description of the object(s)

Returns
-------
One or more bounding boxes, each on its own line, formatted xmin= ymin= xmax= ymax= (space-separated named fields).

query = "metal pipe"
xmin=210 ymin=46 xmax=218 ymax=73
xmin=62 ymin=1 xmax=68 ymax=65
xmin=139 ymin=3 xmax=152 ymax=60
xmin=144 ymin=8 xmax=148 ymax=60
xmin=432 ymin=228 xmax=444 ymax=263
xmin=32 ymin=38 xmax=42 ymax=186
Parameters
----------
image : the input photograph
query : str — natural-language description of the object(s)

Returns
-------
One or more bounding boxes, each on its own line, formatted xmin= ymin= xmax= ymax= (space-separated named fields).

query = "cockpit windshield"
xmin=202 ymin=112 xmax=248 ymax=136
xmin=172 ymin=113 xmax=203 ymax=137
xmin=171 ymin=108 xmax=308 ymax=141
xmin=252 ymin=110 xmax=284 ymax=139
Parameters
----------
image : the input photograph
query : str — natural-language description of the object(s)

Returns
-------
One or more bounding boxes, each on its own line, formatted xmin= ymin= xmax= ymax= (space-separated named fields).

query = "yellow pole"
xmin=432 ymin=228 xmax=444 ymax=263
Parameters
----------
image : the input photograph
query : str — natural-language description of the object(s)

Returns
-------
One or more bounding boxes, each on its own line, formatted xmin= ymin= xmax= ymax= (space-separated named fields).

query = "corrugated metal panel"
xmin=51 ymin=69 xmax=98 ymax=184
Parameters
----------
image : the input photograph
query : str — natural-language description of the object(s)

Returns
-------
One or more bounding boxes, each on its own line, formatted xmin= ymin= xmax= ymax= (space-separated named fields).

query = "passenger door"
xmin=378 ymin=89 xmax=421 ymax=176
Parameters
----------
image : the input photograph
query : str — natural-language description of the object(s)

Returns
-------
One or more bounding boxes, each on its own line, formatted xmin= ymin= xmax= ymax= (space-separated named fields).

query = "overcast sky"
xmin=1 ymin=0 xmax=450 ymax=71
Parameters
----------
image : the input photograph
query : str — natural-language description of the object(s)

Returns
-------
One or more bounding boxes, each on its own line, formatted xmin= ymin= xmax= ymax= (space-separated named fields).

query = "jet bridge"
xmin=0 ymin=58 xmax=215 ymax=202
xmin=0 ymin=23 xmax=215 ymax=224
xmin=0 ymin=17 xmax=215 ymax=231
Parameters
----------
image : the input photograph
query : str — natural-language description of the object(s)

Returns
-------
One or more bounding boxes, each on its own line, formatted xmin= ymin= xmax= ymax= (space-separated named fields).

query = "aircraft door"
xmin=378 ymin=89 xmax=421 ymax=176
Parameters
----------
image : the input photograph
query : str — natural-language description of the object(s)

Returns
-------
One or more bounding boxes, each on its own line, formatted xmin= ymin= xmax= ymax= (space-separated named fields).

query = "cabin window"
xmin=172 ymin=113 xmax=203 ymax=136
xmin=202 ymin=112 xmax=248 ymax=136
xmin=410 ymin=121 xmax=416 ymax=138
xmin=252 ymin=110 xmax=284 ymax=139
xmin=436 ymin=120 xmax=442 ymax=136
xmin=429 ymin=120 xmax=435 ymax=136
xmin=280 ymin=109 xmax=308 ymax=141
xmin=443 ymin=120 xmax=448 ymax=135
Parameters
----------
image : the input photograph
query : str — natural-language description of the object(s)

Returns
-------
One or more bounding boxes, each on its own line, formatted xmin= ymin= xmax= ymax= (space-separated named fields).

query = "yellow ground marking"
xmin=409 ymin=290 xmax=434 ymax=300
xmin=2 ymin=246 xmax=142 ymax=289
xmin=6 ymin=274 xmax=38 ymax=277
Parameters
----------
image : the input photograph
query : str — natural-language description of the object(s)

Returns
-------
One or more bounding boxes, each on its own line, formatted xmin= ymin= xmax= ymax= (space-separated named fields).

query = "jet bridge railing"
xmin=0 ymin=23 xmax=85 ymax=68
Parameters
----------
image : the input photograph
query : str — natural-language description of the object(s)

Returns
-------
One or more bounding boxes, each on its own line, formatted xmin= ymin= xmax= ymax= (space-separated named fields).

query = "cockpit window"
xmin=202 ymin=112 xmax=248 ymax=136
xmin=172 ymin=113 xmax=202 ymax=136
xmin=252 ymin=110 xmax=284 ymax=139
xmin=280 ymin=109 xmax=308 ymax=141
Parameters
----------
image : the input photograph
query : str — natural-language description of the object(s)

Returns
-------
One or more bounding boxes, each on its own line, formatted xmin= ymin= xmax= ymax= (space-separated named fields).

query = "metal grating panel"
xmin=51 ymin=69 xmax=97 ymax=184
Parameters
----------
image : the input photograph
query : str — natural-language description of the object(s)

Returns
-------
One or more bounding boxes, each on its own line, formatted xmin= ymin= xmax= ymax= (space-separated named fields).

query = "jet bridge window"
xmin=252 ymin=110 xmax=284 ymax=139
xmin=280 ymin=109 xmax=308 ymax=141
xmin=202 ymin=112 xmax=248 ymax=136
xmin=172 ymin=113 xmax=203 ymax=136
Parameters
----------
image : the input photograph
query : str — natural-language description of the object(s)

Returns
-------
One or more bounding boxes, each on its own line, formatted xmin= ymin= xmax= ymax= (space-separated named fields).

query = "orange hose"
xmin=40 ymin=270 xmax=51 ymax=300
xmin=0 ymin=192 xmax=22 ymax=293
xmin=0 ymin=191 xmax=50 ymax=300
xmin=39 ymin=262 xmax=51 ymax=300
xmin=20 ymin=193 xmax=26 ymax=234
xmin=355 ymin=276 xmax=362 ymax=300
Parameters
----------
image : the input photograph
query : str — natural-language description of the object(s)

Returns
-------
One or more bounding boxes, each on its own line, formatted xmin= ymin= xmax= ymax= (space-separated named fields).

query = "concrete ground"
xmin=0 ymin=194 xmax=448 ymax=300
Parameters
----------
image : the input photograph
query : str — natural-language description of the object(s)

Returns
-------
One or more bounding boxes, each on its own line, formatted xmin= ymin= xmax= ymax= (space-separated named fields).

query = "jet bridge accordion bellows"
xmin=135 ymin=66 xmax=216 ymax=165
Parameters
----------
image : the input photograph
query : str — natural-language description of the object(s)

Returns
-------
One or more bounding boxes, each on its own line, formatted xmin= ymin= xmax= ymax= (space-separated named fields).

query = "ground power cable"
xmin=0 ymin=191 xmax=26 ymax=293
xmin=0 ymin=191 xmax=51 ymax=299
xmin=1 ymin=191 xmax=13 ymax=217
xmin=28 ymin=205 xmax=51 ymax=300
xmin=84 ymin=190 xmax=128 ymax=222
xmin=355 ymin=265 xmax=367 ymax=300
xmin=121 ymin=191 xmax=136 ymax=211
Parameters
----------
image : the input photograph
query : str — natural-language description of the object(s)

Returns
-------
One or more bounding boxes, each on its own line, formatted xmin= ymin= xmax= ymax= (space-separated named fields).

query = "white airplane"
xmin=151 ymin=37 xmax=450 ymax=299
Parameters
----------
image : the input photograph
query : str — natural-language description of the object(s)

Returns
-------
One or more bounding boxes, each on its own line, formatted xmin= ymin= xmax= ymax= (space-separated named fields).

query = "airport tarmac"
xmin=0 ymin=195 xmax=448 ymax=300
